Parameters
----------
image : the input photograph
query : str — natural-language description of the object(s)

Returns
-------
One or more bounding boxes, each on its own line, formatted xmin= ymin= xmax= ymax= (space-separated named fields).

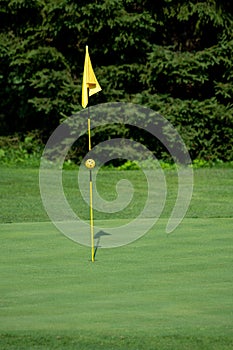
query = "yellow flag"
xmin=81 ymin=46 xmax=102 ymax=108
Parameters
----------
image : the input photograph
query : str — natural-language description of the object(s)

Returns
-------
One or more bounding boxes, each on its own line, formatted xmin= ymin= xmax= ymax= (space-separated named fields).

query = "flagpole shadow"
xmin=94 ymin=230 xmax=111 ymax=259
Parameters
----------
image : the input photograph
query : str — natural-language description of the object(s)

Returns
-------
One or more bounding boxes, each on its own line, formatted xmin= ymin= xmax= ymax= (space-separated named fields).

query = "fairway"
xmin=0 ymin=167 xmax=233 ymax=349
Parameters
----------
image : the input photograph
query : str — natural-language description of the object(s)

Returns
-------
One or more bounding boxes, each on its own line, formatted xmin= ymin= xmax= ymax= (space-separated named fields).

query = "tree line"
xmin=0 ymin=0 xmax=232 ymax=161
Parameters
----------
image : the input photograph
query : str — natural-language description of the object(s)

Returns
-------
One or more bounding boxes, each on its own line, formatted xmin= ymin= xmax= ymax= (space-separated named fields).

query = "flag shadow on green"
xmin=94 ymin=230 xmax=111 ymax=259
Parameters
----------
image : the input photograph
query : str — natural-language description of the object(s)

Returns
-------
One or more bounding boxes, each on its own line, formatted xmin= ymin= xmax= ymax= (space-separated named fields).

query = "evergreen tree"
xmin=0 ymin=0 xmax=232 ymax=160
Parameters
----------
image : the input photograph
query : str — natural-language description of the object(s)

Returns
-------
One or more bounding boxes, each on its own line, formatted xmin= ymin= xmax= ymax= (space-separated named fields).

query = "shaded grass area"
xmin=0 ymin=167 xmax=233 ymax=223
xmin=0 ymin=167 xmax=46 ymax=223
xmin=1 ymin=333 xmax=233 ymax=350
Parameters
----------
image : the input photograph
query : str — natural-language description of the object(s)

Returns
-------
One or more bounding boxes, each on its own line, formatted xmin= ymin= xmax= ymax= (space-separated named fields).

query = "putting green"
xmin=1 ymin=218 xmax=232 ymax=340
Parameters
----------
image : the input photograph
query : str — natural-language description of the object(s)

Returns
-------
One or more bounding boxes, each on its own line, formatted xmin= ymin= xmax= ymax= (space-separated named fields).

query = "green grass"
xmin=0 ymin=167 xmax=233 ymax=223
xmin=0 ymin=166 xmax=233 ymax=349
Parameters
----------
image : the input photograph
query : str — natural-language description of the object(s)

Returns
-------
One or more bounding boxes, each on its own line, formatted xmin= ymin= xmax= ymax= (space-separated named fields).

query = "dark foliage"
xmin=0 ymin=0 xmax=232 ymax=161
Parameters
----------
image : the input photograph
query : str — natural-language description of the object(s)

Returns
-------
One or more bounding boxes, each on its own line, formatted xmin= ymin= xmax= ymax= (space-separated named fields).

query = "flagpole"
xmin=81 ymin=46 xmax=101 ymax=262
xmin=88 ymin=102 xmax=91 ymax=152
xmin=87 ymin=89 xmax=95 ymax=262
xmin=89 ymin=168 xmax=95 ymax=262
